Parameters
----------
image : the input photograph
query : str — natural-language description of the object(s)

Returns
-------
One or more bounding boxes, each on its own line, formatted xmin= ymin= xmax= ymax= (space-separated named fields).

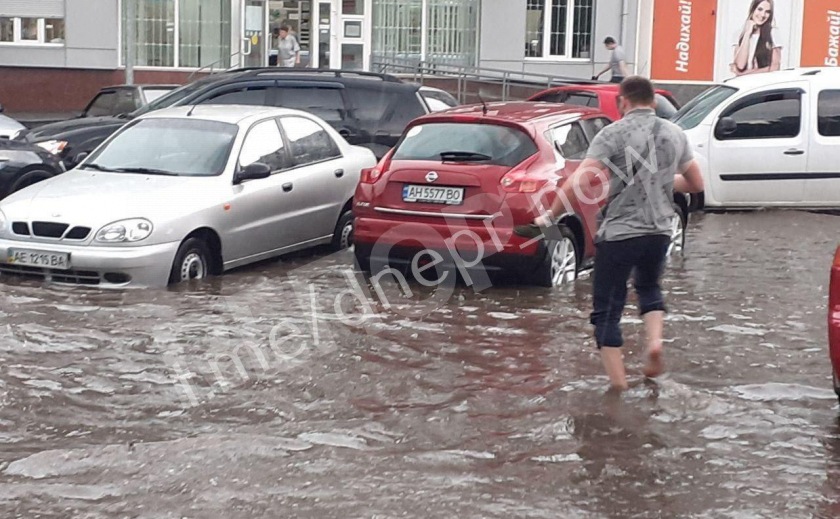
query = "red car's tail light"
xmin=360 ymin=167 xmax=382 ymax=184
xmin=500 ymin=155 xmax=545 ymax=193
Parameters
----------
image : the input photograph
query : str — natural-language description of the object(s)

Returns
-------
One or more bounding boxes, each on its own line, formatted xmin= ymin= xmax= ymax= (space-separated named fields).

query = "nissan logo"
xmin=425 ymin=171 xmax=439 ymax=183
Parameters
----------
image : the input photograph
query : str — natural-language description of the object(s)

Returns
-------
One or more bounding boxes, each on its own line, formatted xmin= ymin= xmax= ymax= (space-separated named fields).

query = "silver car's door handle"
xmin=282 ymin=182 xmax=293 ymax=192
xmin=784 ymin=149 xmax=804 ymax=155
xmin=334 ymin=169 xmax=344 ymax=178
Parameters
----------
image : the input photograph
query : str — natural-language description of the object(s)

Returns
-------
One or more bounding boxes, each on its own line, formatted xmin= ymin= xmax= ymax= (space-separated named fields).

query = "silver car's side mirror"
xmin=234 ymin=162 xmax=272 ymax=184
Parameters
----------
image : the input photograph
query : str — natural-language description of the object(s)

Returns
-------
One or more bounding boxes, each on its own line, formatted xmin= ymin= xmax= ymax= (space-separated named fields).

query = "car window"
xmin=85 ymin=90 xmax=139 ymax=117
xmin=83 ymin=118 xmax=237 ymax=176
xmin=716 ymin=90 xmax=802 ymax=140
xmin=202 ymin=85 xmax=272 ymax=106
xmin=381 ymin=93 xmax=427 ymax=134
xmin=547 ymin=122 xmax=589 ymax=160
xmin=280 ymin=116 xmax=342 ymax=166
xmin=277 ymin=88 xmax=346 ymax=125
xmin=344 ymin=88 xmax=399 ymax=123
xmin=143 ymin=88 xmax=175 ymax=104
xmin=239 ymin=119 xmax=289 ymax=172
xmin=393 ymin=122 xmax=538 ymax=167
xmin=534 ymin=92 xmax=567 ymax=104
xmin=654 ymin=94 xmax=678 ymax=119
xmin=818 ymin=90 xmax=840 ymax=137
xmin=673 ymin=85 xmax=738 ymax=130
xmin=565 ymin=93 xmax=599 ymax=108
xmin=580 ymin=117 xmax=611 ymax=141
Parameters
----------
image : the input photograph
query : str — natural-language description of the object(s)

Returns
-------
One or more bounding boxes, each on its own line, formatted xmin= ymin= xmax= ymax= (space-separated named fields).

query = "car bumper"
xmin=0 ymin=239 xmax=180 ymax=288
xmin=354 ymin=215 xmax=545 ymax=273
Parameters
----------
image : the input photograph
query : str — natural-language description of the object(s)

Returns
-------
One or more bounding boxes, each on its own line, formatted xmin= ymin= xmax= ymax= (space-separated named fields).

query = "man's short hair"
xmin=619 ymin=76 xmax=655 ymax=105
xmin=279 ymin=25 xmax=290 ymax=32
xmin=604 ymin=36 xmax=616 ymax=45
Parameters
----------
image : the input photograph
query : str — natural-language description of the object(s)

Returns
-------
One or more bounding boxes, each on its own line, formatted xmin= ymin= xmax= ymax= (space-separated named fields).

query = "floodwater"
xmin=0 ymin=210 xmax=838 ymax=518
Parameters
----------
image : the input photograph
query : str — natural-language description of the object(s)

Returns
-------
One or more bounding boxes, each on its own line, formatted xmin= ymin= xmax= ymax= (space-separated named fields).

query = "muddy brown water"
xmin=0 ymin=210 xmax=838 ymax=518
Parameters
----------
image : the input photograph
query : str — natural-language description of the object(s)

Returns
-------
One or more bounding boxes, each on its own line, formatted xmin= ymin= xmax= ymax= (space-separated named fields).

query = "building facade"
xmin=0 ymin=0 xmax=644 ymax=113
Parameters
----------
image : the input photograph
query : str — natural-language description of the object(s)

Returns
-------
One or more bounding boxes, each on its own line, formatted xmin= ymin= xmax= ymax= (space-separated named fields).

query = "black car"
xmin=79 ymin=84 xmax=179 ymax=118
xmin=0 ymin=139 xmax=63 ymax=199
xmin=15 ymin=69 xmax=439 ymax=166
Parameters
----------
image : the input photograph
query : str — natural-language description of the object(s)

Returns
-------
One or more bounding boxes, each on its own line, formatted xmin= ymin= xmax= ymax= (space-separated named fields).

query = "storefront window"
xmin=123 ymin=0 xmax=231 ymax=68
xmin=372 ymin=0 xmax=477 ymax=67
xmin=0 ymin=18 xmax=13 ymax=42
xmin=20 ymin=18 xmax=38 ymax=41
xmin=526 ymin=0 xmax=593 ymax=59
xmin=44 ymin=18 xmax=65 ymax=43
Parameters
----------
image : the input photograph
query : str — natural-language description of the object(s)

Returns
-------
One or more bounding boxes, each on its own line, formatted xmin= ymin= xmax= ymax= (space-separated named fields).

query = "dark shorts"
xmin=610 ymin=75 xmax=625 ymax=84
xmin=589 ymin=234 xmax=671 ymax=348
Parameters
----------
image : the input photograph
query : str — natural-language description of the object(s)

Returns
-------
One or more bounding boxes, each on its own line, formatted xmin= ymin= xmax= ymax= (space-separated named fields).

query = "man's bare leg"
xmin=600 ymin=347 xmax=628 ymax=390
xmin=642 ymin=310 xmax=665 ymax=378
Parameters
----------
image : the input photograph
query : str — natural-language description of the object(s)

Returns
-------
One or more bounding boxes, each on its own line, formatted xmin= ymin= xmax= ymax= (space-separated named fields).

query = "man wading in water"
xmin=534 ymin=76 xmax=704 ymax=391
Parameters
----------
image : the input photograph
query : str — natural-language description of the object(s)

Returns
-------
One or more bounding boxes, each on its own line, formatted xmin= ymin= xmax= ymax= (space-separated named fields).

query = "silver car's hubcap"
xmin=180 ymin=252 xmax=206 ymax=281
xmin=667 ymin=215 xmax=684 ymax=256
xmin=550 ymin=238 xmax=577 ymax=286
xmin=340 ymin=221 xmax=353 ymax=249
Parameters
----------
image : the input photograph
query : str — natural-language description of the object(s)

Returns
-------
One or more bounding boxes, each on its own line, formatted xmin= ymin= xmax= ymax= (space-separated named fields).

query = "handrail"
xmin=372 ymin=57 xmax=605 ymax=102
xmin=187 ymin=51 xmax=244 ymax=82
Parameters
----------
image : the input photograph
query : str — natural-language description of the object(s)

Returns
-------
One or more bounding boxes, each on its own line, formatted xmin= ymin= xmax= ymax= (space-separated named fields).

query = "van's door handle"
xmin=282 ymin=182 xmax=293 ymax=192
xmin=334 ymin=169 xmax=344 ymax=178
xmin=784 ymin=149 xmax=804 ymax=155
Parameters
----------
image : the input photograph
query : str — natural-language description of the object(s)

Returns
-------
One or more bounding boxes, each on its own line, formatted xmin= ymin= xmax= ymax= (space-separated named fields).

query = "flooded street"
xmin=0 ymin=210 xmax=838 ymax=518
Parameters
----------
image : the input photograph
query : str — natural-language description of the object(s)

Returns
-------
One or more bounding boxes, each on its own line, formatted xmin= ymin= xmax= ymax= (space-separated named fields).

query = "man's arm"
xmin=674 ymin=159 xmax=704 ymax=193
xmin=534 ymin=158 xmax=610 ymax=227
xmin=592 ymin=64 xmax=610 ymax=79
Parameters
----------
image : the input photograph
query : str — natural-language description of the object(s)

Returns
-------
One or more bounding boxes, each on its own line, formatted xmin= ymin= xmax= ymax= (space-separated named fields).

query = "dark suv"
xmin=15 ymin=69 xmax=437 ymax=166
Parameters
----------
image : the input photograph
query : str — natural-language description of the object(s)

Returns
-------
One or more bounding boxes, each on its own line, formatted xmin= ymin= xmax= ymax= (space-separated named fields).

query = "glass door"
xmin=242 ymin=0 xmax=268 ymax=67
xmin=313 ymin=1 xmax=333 ymax=69
xmin=336 ymin=0 xmax=369 ymax=70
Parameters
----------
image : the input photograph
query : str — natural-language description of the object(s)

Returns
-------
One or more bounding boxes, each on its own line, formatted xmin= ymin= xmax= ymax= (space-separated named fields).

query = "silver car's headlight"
xmin=95 ymin=218 xmax=153 ymax=243
xmin=35 ymin=140 xmax=68 ymax=155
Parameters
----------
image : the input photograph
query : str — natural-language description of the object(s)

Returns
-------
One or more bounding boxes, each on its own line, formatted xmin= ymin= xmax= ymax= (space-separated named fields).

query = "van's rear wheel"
xmin=169 ymin=237 xmax=212 ymax=285
xmin=667 ymin=205 xmax=687 ymax=257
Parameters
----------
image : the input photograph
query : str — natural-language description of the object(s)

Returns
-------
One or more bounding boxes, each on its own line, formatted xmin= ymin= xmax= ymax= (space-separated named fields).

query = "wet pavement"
xmin=0 ymin=210 xmax=838 ymax=518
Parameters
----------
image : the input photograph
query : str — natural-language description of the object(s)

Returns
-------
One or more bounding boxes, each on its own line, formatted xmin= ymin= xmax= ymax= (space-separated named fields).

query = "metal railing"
xmin=187 ymin=51 xmax=244 ymax=82
xmin=372 ymin=57 xmax=602 ymax=102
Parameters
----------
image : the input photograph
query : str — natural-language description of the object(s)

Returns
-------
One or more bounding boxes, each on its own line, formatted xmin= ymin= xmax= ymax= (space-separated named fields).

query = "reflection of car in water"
xmin=0 ymin=105 xmax=376 ymax=288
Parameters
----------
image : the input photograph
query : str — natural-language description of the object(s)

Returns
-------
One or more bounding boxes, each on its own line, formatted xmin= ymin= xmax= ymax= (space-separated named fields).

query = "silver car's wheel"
xmin=667 ymin=210 xmax=686 ymax=256
xmin=834 ymin=371 xmax=840 ymax=406
xmin=169 ymin=237 xmax=214 ymax=285
xmin=180 ymin=252 xmax=206 ymax=281
xmin=331 ymin=210 xmax=354 ymax=251
xmin=550 ymin=237 xmax=578 ymax=287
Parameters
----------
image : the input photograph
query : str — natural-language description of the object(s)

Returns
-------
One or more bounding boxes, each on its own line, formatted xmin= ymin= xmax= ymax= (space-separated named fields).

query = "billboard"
xmin=650 ymin=0 xmax=840 ymax=82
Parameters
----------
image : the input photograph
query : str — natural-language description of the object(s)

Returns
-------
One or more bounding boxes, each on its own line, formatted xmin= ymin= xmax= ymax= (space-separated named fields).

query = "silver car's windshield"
xmin=672 ymin=85 xmax=738 ymax=130
xmin=83 ymin=118 xmax=238 ymax=177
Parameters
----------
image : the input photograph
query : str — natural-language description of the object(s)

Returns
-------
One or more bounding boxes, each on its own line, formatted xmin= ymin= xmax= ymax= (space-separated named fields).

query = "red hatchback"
xmin=528 ymin=84 xmax=681 ymax=121
xmin=830 ymin=246 xmax=840 ymax=404
xmin=353 ymin=102 xmax=688 ymax=287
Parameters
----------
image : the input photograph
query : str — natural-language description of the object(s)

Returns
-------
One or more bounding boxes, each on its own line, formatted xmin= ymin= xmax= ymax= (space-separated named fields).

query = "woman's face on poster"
xmin=751 ymin=1 xmax=772 ymax=26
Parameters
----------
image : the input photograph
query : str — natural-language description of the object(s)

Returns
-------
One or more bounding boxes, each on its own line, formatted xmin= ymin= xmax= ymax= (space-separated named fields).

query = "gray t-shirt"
xmin=585 ymin=108 xmax=693 ymax=243
xmin=277 ymin=35 xmax=300 ymax=63
xmin=610 ymin=45 xmax=627 ymax=76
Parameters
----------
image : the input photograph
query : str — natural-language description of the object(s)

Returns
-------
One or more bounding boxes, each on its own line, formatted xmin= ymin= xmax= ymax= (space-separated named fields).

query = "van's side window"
xmin=716 ymin=90 xmax=801 ymax=140
xmin=818 ymin=90 xmax=840 ymax=137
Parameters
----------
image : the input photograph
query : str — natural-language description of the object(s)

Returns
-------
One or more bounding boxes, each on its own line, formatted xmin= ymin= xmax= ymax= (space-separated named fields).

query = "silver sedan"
xmin=0 ymin=105 xmax=376 ymax=288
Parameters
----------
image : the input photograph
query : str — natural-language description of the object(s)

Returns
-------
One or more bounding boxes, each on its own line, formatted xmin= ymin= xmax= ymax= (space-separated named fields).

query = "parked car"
xmin=830 ymin=245 xmax=840 ymax=405
xmin=353 ymin=101 xmax=689 ymax=287
xmin=0 ymin=139 xmax=64 ymax=199
xmin=15 ymin=69 xmax=435 ymax=168
xmin=79 ymin=84 xmax=179 ymax=118
xmin=528 ymin=83 xmax=681 ymax=121
xmin=0 ymin=102 xmax=25 ymax=139
xmin=418 ymin=86 xmax=460 ymax=112
xmin=0 ymin=105 xmax=376 ymax=288
xmin=673 ymin=67 xmax=840 ymax=209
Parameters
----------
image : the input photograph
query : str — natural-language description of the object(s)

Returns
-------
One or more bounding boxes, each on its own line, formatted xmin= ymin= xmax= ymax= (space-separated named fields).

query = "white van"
xmin=673 ymin=68 xmax=840 ymax=209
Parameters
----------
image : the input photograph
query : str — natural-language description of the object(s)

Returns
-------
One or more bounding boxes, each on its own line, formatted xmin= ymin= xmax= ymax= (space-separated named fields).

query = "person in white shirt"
xmin=730 ymin=0 xmax=782 ymax=76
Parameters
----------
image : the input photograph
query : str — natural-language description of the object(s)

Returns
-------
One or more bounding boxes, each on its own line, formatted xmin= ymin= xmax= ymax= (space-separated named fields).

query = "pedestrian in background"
xmin=276 ymin=25 xmax=301 ymax=68
xmin=534 ymin=76 xmax=705 ymax=391
xmin=593 ymin=36 xmax=629 ymax=83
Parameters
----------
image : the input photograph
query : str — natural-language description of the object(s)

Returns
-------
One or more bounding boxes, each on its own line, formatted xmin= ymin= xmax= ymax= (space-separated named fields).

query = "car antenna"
xmin=477 ymin=93 xmax=488 ymax=116
xmin=186 ymin=103 xmax=198 ymax=117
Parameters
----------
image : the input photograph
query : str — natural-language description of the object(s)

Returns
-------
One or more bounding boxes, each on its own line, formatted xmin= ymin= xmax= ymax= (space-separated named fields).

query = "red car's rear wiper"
xmin=439 ymin=151 xmax=492 ymax=162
